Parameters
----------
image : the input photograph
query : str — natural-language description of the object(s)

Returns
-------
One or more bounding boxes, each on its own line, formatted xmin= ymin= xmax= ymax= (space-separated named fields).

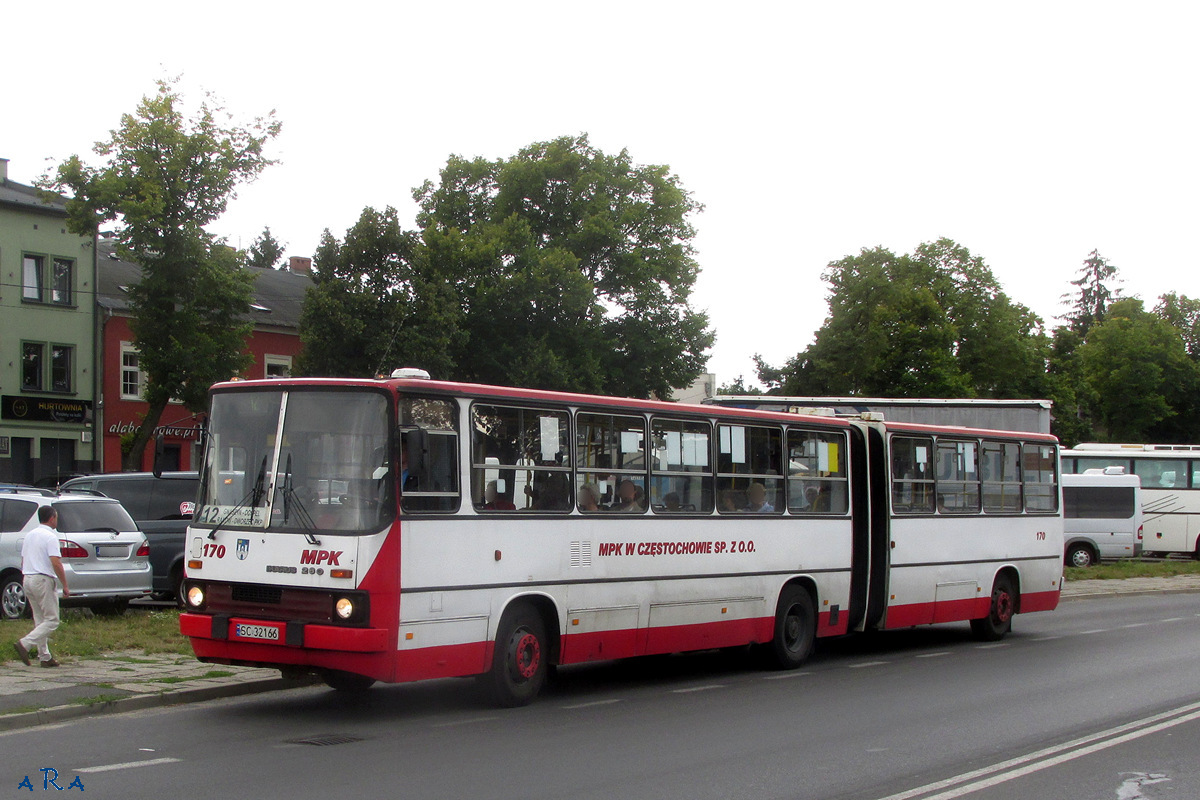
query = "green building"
xmin=0 ymin=158 xmax=98 ymax=483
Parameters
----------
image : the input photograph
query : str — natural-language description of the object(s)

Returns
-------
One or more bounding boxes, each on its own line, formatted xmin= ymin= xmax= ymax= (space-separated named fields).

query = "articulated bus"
xmin=1062 ymin=443 xmax=1200 ymax=558
xmin=179 ymin=375 xmax=1064 ymax=705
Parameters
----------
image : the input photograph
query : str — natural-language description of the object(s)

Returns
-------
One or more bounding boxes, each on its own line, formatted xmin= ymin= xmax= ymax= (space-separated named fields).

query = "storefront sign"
xmin=1 ymin=395 xmax=92 ymax=425
xmin=108 ymin=420 xmax=200 ymax=439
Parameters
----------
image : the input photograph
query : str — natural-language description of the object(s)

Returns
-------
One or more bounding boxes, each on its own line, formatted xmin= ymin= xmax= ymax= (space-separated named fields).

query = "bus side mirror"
xmin=404 ymin=428 xmax=432 ymax=489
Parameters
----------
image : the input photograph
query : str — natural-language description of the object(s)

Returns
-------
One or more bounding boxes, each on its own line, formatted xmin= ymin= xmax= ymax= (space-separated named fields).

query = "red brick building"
xmin=96 ymin=240 xmax=313 ymax=472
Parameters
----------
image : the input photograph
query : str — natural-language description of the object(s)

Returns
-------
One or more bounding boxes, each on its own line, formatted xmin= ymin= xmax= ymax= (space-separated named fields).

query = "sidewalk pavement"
xmin=0 ymin=650 xmax=314 ymax=731
xmin=1 ymin=575 xmax=1198 ymax=730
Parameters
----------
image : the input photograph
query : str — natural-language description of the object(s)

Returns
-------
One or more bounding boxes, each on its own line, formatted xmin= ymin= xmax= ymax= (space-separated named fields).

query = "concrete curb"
xmin=0 ymin=675 xmax=317 ymax=732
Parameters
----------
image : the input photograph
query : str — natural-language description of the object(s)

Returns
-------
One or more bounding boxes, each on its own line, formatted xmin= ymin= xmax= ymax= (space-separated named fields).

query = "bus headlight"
xmin=335 ymin=597 xmax=355 ymax=620
xmin=186 ymin=585 xmax=206 ymax=608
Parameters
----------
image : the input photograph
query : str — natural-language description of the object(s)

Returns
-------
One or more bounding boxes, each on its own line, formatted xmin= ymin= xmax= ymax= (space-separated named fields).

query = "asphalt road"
xmin=5 ymin=594 xmax=1199 ymax=800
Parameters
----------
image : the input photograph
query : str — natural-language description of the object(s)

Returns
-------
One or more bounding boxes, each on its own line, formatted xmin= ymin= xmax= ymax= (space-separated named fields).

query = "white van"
xmin=1062 ymin=469 xmax=1143 ymax=567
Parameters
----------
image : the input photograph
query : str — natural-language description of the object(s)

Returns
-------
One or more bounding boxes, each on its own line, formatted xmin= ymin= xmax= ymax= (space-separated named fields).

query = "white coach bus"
xmin=1062 ymin=443 xmax=1200 ymax=558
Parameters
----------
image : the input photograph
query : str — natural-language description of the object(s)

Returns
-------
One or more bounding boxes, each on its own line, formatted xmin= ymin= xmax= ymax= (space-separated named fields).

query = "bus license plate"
xmin=234 ymin=623 xmax=281 ymax=642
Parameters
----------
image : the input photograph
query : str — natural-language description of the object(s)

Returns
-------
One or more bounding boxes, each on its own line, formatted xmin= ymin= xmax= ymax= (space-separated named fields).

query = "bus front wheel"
xmin=482 ymin=606 xmax=548 ymax=707
xmin=769 ymin=586 xmax=815 ymax=669
xmin=971 ymin=575 xmax=1016 ymax=641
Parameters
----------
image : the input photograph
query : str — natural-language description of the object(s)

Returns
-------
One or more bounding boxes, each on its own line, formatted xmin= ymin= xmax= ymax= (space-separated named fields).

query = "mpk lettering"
xmin=300 ymin=549 xmax=342 ymax=566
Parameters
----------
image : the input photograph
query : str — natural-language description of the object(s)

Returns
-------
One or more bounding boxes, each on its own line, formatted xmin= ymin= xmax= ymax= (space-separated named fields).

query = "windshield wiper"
xmin=278 ymin=453 xmax=320 ymax=545
xmin=207 ymin=456 xmax=268 ymax=540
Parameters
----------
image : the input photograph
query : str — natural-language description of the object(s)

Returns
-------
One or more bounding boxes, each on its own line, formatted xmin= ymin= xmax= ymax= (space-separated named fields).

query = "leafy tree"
xmin=1155 ymin=292 xmax=1200 ymax=360
xmin=413 ymin=134 xmax=713 ymax=398
xmin=245 ymin=226 xmax=286 ymax=269
xmin=294 ymin=207 xmax=463 ymax=379
xmin=757 ymin=239 xmax=1048 ymax=399
xmin=1044 ymin=326 xmax=1094 ymax=447
xmin=46 ymin=80 xmax=279 ymax=470
xmin=1076 ymin=298 xmax=1200 ymax=442
xmin=1062 ymin=250 xmax=1120 ymax=335
xmin=716 ymin=376 xmax=764 ymax=395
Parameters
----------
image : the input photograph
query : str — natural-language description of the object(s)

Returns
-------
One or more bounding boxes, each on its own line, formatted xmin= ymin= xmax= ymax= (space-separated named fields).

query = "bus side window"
xmin=650 ymin=417 xmax=714 ymax=513
xmin=891 ymin=435 xmax=935 ymax=514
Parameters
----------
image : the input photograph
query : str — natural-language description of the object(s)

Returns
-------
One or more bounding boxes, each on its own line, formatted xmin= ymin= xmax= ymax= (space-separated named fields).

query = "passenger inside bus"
xmin=530 ymin=472 xmax=571 ymax=511
xmin=578 ymin=483 xmax=602 ymax=512
xmin=483 ymin=480 xmax=516 ymax=511
xmin=611 ymin=479 xmax=645 ymax=512
xmin=744 ymin=482 xmax=774 ymax=513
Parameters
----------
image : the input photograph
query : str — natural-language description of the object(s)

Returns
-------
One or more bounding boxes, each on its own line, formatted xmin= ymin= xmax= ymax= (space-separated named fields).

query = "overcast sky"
xmin=9 ymin=2 xmax=1199 ymax=387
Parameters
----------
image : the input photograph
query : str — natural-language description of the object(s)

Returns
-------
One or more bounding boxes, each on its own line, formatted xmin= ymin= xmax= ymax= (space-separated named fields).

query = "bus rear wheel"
xmin=482 ymin=606 xmax=548 ymax=707
xmin=769 ymin=586 xmax=815 ymax=669
xmin=971 ymin=575 xmax=1016 ymax=642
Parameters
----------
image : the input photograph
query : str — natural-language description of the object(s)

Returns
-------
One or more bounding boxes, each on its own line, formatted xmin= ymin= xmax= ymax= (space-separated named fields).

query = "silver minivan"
xmin=0 ymin=488 xmax=153 ymax=619
xmin=1062 ymin=469 xmax=1144 ymax=567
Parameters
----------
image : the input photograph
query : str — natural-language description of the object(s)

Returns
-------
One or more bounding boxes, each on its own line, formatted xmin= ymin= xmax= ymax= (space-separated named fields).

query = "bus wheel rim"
xmin=994 ymin=589 xmax=1013 ymax=623
xmin=510 ymin=631 xmax=540 ymax=680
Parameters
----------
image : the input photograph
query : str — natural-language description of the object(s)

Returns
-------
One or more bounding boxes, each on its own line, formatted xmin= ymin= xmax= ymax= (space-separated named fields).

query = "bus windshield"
xmin=195 ymin=388 xmax=395 ymax=535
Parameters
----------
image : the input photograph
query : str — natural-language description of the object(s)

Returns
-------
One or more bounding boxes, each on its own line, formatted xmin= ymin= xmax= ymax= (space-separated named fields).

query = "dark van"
xmin=60 ymin=472 xmax=198 ymax=603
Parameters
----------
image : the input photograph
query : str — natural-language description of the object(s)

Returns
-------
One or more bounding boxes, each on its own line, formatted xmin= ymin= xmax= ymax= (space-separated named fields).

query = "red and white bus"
xmin=179 ymin=374 xmax=1064 ymax=705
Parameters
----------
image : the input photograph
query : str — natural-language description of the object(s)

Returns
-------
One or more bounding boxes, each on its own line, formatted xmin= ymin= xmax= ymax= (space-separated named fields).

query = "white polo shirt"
xmin=21 ymin=523 xmax=61 ymax=578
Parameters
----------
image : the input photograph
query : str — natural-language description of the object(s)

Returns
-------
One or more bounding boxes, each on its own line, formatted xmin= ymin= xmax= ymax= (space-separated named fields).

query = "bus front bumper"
xmin=180 ymin=613 xmax=390 ymax=652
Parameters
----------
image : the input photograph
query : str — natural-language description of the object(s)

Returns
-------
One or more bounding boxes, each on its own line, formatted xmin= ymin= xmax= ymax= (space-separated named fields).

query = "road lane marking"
xmin=974 ymin=643 xmax=1008 ymax=649
xmin=1122 ymin=623 xmax=1150 ymax=628
xmin=763 ymin=671 xmax=811 ymax=680
xmin=76 ymin=758 xmax=181 ymax=773
xmin=1031 ymin=636 xmax=1062 ymax=641
xmin=1080 ymin=629 xmax=1108 ymax=634
xmin=869 ymin=699 xmax=1200 ymax=800
xmin=849 ymin=661 xmax=889 ymax=668
xmin=915 ymin=652 xmax=951 ymax=659
xmin=672 ymin=684 xmax=726 ymax=694
xmin=561 ymin=699 xmax=623 ymax=709
xmin=431 ymin=716 xmax=499 ymax=728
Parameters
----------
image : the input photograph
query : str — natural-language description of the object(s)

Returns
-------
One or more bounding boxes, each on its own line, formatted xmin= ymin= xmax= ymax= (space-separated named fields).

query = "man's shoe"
xmin=13 ymin=641 xmax=31 ymax=666
xmin=39 ymin=658 xmax=60 ymax=668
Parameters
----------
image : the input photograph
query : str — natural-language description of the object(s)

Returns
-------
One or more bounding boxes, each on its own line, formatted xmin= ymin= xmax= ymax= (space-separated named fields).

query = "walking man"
xmin=13 ymin=506 xmax=69 ymax=668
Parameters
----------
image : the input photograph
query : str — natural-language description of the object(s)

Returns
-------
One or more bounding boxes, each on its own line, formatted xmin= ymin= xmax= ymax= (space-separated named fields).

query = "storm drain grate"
xmin=286 ymin=734 xmax=364 ymax=747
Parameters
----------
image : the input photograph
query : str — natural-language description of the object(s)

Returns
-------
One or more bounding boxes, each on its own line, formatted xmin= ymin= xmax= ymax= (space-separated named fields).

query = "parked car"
xmin=1062 ymin=469 xmax=1144 ymax=568
xmin=0 ymin=488 xmax=152 ymax=619
xmin=32 ymin=473 xmax=89 ymax=490
xmin=60 ymin=473 xmax=198 ymax=604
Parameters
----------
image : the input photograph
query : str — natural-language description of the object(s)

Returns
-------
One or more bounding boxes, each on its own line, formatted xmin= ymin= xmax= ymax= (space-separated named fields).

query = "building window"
xmin=20 ymin=255 xmax=73 ymax=305
xmin=51 ymin=345 xmax=73 ymax=392
xmin=21 ymin=343 xmax=45 ymax=390
xmin=22 ymin=255 xmax=43 ymax=301
xmin=20 ymin=342 xmax=74 ymax=393
xmin=51 ymin=258 xmax=73 ymax=305
xmin=121 ymin=342 xmax=145 ymax=400
xmin=264 ymin=354 xmax=292 ymax=379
